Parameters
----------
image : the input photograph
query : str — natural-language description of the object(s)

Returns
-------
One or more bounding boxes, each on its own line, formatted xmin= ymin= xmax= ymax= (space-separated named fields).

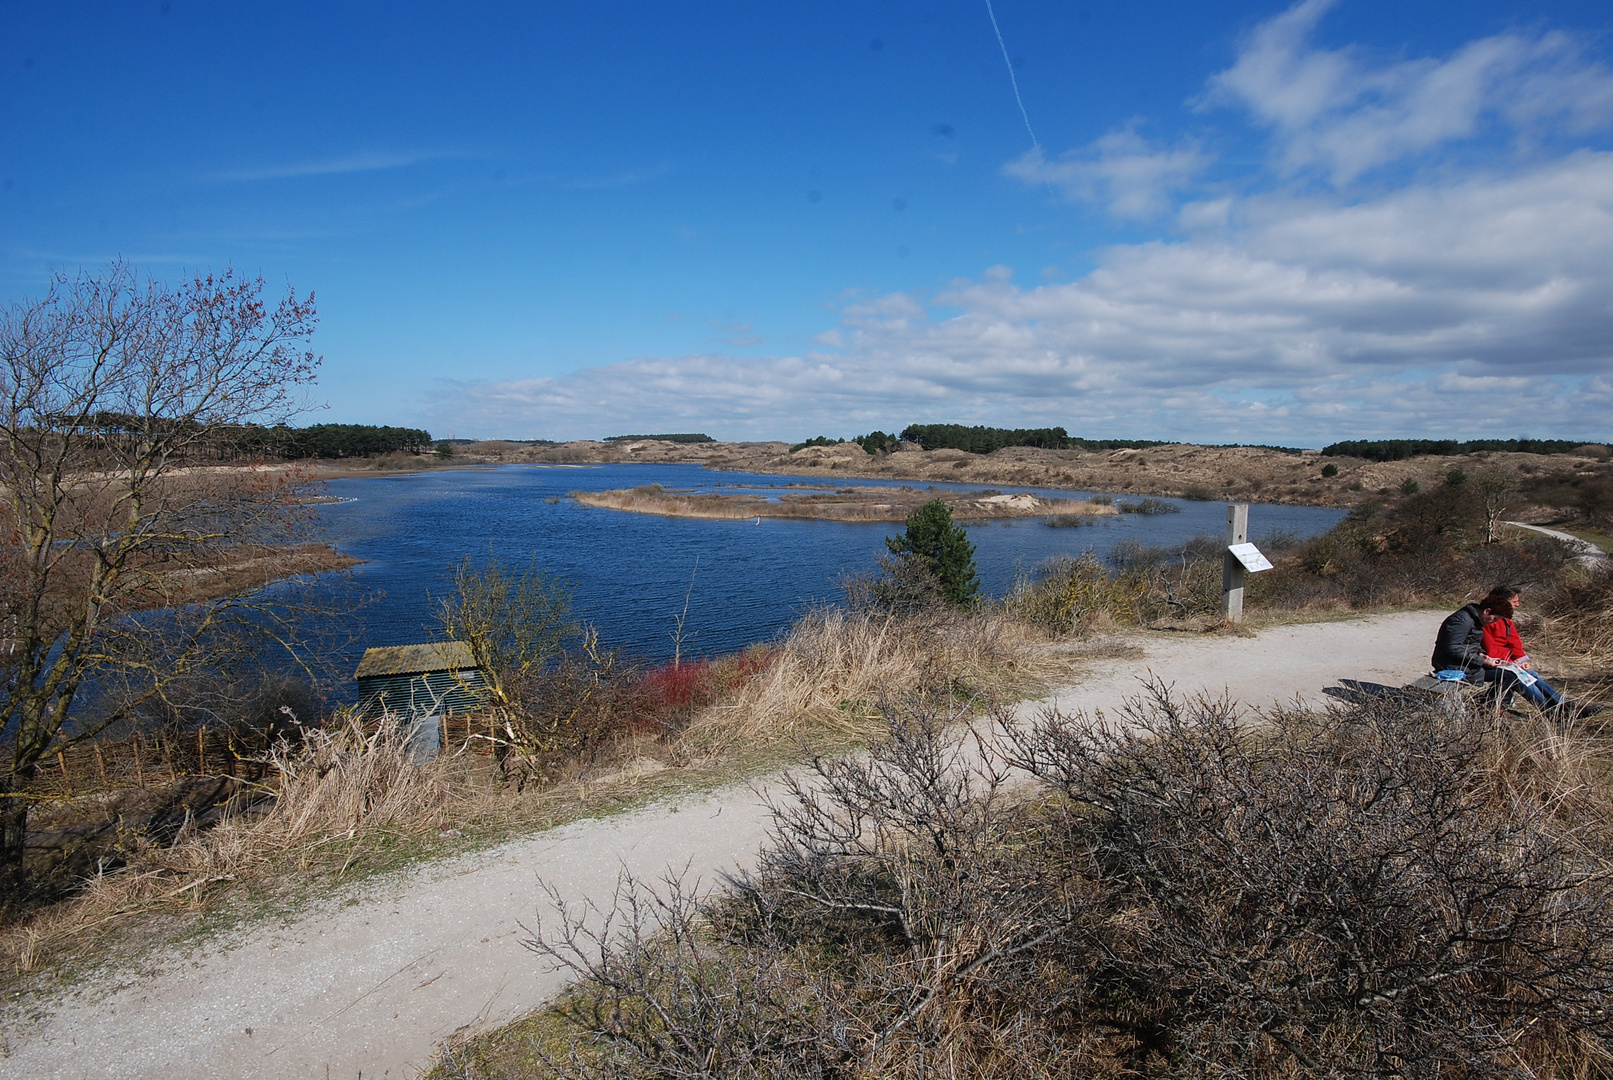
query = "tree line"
xmin=1322 ymin=438 xmax=1607 ymax=462
xmin=795 ymin=425 xmax=1177 ymax=455
xmin=602 ymin=433 xmax=714 ymax=443
xmin=240 ymin=423 xmax=435 ymax=459
xmin=899 ymin=424 xmax=1153 ymax=453
xmin=31 ymin=416 xmax=436 ymax=460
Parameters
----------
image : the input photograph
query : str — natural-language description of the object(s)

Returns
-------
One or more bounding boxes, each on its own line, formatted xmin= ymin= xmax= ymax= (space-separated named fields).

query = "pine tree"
xmin=887 ymin=499 xmax=979 ymax=606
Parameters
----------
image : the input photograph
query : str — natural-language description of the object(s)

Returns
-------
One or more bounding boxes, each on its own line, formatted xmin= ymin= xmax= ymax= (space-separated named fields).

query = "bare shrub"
xmin=843 ymin=551 xmax=946 ymax=616
xmin=1003 ymin=552 xmax=1150 ymax=635
xmin=517 ymin=689 xmax=1613 ymax=1079
xmin=1252 ymin=494 xmax=1581 ymax=613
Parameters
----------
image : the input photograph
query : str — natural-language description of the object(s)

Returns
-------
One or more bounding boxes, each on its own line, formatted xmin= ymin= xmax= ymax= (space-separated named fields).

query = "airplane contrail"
xmin=985 ymin=0 xmax=1040 ymax=151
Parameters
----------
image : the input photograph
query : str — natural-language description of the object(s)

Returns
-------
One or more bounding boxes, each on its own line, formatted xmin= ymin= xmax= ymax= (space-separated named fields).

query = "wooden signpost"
xmin=1220 ymin=503 xmax=1274 ymax=623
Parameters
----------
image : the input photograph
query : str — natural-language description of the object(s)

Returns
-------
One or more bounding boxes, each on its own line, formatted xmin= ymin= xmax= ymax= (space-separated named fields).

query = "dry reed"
xmin=674 ymin=605 xmax=1048 ymax=759
xmin=1536 ymin=565 xmax=1613 ymax=698
xmin=4 ymin=715 xmax=472 ymax=976
xmin=5 ymin=603 xmax=1048 ymax=978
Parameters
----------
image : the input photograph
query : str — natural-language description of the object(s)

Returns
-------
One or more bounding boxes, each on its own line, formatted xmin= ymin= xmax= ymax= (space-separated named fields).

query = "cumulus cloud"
xmin=426 ymin=3 xmax=1613 ymax=445
xmin=432 ymin=150 xmax=1613 ymax=444
xmin=1004 ymin=129 xmax=1210 ymax=219
xmin=1205 ymin=0 xmax=1613 ymax=182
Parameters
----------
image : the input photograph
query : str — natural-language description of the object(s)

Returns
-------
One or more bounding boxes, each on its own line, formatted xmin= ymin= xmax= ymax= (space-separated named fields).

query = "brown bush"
xmin=509 ymin=689 xmax=1613 ymax=1080
xmin=1251 ymin=489 xmax=1582 ymax=613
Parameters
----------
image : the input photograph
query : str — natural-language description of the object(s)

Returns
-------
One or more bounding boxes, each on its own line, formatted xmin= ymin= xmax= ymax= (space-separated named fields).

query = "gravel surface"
xmin=1 ymin=610 xmax=1443 ymax=1079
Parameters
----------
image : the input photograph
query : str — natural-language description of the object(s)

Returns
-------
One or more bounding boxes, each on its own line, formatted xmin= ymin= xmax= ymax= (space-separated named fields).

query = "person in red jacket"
xmin=1478 ymin=587 xmax=1565 ymax=711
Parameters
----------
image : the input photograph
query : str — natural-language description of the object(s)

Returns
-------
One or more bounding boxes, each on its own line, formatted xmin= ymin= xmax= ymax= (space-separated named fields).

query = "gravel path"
xmin=1504 ymin=521 xmax=1608 ymax=567
xmin=2 ymin=611 xmax=1443 ymax=1080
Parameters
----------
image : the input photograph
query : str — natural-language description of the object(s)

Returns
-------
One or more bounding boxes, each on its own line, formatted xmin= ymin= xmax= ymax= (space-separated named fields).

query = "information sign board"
xmin=1228 ymin=542 xmax=1274 ymax=573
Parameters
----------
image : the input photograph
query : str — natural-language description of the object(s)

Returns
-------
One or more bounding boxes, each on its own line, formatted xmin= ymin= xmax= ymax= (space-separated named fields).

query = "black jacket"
xmin=1432 ymin=604 xmax=1487 ymax=671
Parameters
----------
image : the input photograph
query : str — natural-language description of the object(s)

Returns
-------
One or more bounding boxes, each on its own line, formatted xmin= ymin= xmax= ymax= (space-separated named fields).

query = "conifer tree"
xmin=886 ymin=499 xmax=979 ymax=606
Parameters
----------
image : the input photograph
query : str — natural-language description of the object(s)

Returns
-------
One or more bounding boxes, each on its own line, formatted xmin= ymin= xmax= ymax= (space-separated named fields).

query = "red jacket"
xmin=1483 ymin=617 xmax=1528 ymax=663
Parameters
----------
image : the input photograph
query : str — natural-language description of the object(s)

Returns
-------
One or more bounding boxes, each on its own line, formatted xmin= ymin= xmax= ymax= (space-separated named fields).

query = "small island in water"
xmin=572 ymin=482 xmax=1118 ymax=523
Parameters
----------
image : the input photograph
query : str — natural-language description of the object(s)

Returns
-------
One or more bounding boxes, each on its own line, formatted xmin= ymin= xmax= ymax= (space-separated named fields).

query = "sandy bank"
xmin=572 ymin=483 xmax=1115 ymax=522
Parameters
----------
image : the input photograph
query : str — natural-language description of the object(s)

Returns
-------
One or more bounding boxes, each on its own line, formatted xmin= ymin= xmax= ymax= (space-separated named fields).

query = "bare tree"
xmin=437 ymin=553 xmax=580 ymax=782
xmin=0 ymin=263 xmax=320 ymax=906
xmin=437 ymin=553 xmax=577 ymax=712
xmin=1473 ymin=464 xmax=1520 ymax=544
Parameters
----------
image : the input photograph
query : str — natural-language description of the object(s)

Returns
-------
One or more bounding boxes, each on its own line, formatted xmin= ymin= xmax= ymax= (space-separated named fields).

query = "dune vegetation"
xmin=572 ymin=482 xmax=1110 ymax=523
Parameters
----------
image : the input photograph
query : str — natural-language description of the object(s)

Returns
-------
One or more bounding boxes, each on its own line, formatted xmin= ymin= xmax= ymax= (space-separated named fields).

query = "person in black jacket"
xmin=1432 ymin=590 xmax=1602 ymax=716
xmin=1431 ymin=599 xmax=1494 ymax=675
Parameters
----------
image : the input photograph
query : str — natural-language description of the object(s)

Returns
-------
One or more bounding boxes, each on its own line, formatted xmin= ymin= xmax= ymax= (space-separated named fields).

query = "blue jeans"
xmin=1478 ymin=667 xmax=1563 ymax=709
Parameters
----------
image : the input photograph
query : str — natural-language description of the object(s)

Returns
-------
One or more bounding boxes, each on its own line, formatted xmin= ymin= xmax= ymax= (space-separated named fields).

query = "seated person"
xmin=1476 ymin=588 xmax=1564 ymax=711
xmin=1434 ymin=586 xmax=1599 ymax=715
xmin=1432 ymin=594 xmax=1495 ymax=676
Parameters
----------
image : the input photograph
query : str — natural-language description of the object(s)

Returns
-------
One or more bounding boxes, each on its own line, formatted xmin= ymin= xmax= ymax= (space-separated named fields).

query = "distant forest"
xmin=898 ymin=425 xmax=1169 ymax=454
xmin=223 ymin=423 xmax=434 ymax=459
xmin=41 ymin=416 xmax=435 ymax=460
xmin=603 ymin=433 xmax=715 ymax=443
xmin=792 ymin=424 xmax=1308 ymax=455
xmin=1321 ymin=438 xmax=1607 ymax=462
xmin=903 ymin=425 xmax=1167 ymax=454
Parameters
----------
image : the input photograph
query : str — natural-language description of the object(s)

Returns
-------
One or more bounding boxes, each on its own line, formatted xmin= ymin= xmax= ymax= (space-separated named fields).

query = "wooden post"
xmin=1221 ymin=503 xmax=1250 ymax=623
xmin=161 ymin=733 xmax=177 ymax=782
xmin=197 ymin=727 xmax=207 ymax=775
xmin=58 ymin=750 xmax=72 ymax=797
xmin=94 ymin=743 xmax=108 ymax=785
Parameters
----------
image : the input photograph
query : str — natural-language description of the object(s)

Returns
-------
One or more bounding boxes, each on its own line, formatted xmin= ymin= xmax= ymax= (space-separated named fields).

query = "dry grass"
xmin=674 ymin=605 xmax=1053 ymax=760
xmin=3 ymin=602 xmax=1054 ymax=984
xmin=4 ymin=715 xmax=465 ymax=975
xmin=1533 ymin=565 xmax=1613 ymax=702
xmin=572 ymin=486 xmax=1112 ymax=524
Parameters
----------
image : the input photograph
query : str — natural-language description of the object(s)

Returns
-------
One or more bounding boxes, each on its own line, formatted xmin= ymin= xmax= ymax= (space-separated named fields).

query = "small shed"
xmin=354 ymin=641 xmax=490 ymax=723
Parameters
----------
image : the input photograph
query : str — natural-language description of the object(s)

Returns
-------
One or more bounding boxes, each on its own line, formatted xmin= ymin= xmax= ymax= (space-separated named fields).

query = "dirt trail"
xmin=2 ymin=611 xmax=1444 ymax=1080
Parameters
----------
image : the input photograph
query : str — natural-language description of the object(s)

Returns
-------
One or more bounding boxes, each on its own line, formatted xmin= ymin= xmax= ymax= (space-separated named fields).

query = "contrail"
xmin=985 ymin=0 xmax=1039 ymax=151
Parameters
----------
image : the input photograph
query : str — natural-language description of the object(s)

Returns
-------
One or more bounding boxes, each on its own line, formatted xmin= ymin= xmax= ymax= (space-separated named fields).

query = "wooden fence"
xmin=24 ymin=726 xmax=279 ymax=801
xmin=440 ymin=712 xmax=502 ymax=756
xmin=28 ymin=711 xmax=502 ymax=802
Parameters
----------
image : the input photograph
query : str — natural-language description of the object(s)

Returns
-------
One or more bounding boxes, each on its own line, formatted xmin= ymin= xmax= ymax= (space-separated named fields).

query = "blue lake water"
xmin=315 ymin=464 xmax=1348 ymax=669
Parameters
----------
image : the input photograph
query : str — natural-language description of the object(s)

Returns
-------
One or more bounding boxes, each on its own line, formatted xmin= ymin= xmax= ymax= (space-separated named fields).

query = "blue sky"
xmin=3 ymin=0 xmax=1611 ymax=445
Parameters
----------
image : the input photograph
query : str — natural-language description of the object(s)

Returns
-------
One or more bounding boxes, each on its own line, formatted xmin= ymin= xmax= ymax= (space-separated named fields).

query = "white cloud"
xmin=1205 ymin=0 xmax=1613 ymax=182
xmin=424 ymin=5 xmax=1613 ymax=446
xmin=431 ymin=152 xmax=1613 ymax=444
xmin=1004 ymin=129 xmax=1210 ymax=219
